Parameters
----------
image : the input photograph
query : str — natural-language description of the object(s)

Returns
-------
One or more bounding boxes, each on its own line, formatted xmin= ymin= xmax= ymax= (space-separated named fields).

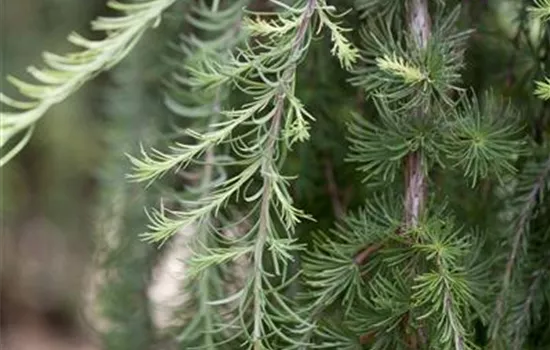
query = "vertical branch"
xmin=404 ymin=1 xmax=431 ymax=348
xmin=404 ymin=0 xmax=430 ymax=227
xmin=252 ymin=1 xmax=317 ymax=347
xmin=404 ymin=152 xmax=427 ymax=227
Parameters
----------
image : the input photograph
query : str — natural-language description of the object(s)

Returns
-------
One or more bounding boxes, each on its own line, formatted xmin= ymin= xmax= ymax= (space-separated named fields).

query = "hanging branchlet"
xmin=128 ymin=0 xmax=359 ymax=348
xmin=0 ymin=0 xmax=178 ymax=167
xmin=489 ymin=152 xmax=550 ymax=347
xmin=506 ymin=263 xmax=550 ymax=350
xmin=336 ymin=1 xmax=492 ymax=348
xmin=408 ymin=217 xmax=484 ymax=350
xmin=156 ymin=1 xmax=251 ymax=347
xmin=93 ymin=65 xmax=157 ymax=350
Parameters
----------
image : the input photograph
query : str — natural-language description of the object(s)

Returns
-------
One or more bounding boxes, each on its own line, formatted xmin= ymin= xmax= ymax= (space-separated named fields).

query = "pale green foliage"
xmin=127 ymin=0 xmax=359 ymax=348
xmin=530 ymin=1 xmax=550 ymax=100
xmin=529 ymin=0 xmax=550 ymax=22
xmin=0 ymin=0 xmax=177 ymax=167
xmin=315 ymin=2 xmax=359 ymax=71
xmin=349 ymin=7 xmax=470 ymax=110
xmin=376 ymin=54 xmax=427 ymax=85
xmin=534 ymin=77 xmax=550 ymax=100
xmin=146 ymin=2 xmax=251 ymax=347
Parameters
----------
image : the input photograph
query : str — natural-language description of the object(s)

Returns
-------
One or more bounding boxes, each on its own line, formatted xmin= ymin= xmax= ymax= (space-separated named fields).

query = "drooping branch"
xmin=0 ymin=0 xmax=178 ymax=167
xmin=491 ymin=155 xmax=550 ymax=341
xmin=252 ymin=3 xmax=317 ymax=347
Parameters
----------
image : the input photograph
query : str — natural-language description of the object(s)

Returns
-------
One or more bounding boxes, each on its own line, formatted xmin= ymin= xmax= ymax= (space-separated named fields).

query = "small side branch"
xmin=353 ymin=243 xmax=382 ymax=265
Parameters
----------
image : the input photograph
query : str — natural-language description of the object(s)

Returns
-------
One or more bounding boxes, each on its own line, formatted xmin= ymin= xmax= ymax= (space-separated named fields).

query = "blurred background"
xmin=0 ymin=1 xmax=175 ymax=349
xmin=1 ymin=0 xmax=111 ymax=349
xmin=1 ymin=0 xmax=104 ymax=349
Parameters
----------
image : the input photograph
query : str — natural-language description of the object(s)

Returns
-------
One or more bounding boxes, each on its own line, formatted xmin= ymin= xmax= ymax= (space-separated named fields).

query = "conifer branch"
xmin=0 ymin=0 xmax=177 ymax=167
xmin=156 ymin=2 xmax=250 ymax=346
xmin=404 ymin=0 xmax=431 ymax=228
xmin=491 ymin=154 xmax=550 ymax=341
xmin=529 ymin=0 xmax=550 ymax=22
xmin=129 ymin=1 xmax=360 ymax=347
xmin=511 ymin=268 xmax=545 ymax=350
xmin=403 ymin=4 xmax=431 ymax=347
xmin=252 ymin=2 xmax=317 ymax=346
xmin=91 ymin=33 xmax=158 ymax=348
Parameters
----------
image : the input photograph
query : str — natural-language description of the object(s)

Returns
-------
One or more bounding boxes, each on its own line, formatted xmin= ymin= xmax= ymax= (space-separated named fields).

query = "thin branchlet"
xmin=253 ymin=2 xmax=316 ymax=347
xmin=0 ymin=0 xmax=177 ymax=167
xmin=491 ymin=154 xmax=550 ymax=341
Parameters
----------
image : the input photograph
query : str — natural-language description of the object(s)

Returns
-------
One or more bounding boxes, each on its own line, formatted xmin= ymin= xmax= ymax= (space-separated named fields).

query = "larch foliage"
xmin=2 ymin=0 xmax=549 ymax=349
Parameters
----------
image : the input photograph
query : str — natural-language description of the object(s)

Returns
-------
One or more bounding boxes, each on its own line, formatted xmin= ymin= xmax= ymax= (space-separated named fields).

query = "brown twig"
xmin=359 ymin=331 xmax=376 ymax=345
xmin=353 ymin=243 xmax=383 ymax=265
